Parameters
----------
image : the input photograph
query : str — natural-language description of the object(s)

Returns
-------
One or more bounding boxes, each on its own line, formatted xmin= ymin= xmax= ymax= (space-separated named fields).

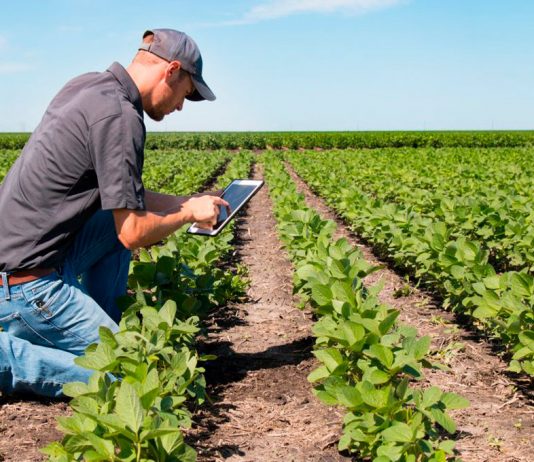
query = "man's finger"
xmin=197 ymin=221 xmax=213 ymax=230
xmin=212 ymin=197 xmax=230 ymax=207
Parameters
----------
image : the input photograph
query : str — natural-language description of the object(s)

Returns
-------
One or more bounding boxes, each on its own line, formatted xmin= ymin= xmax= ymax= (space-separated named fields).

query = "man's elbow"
xmin=113 ymin=210 xmax=144 ymax=250
xmin=117 ymin=231 xmax=138 ymax=251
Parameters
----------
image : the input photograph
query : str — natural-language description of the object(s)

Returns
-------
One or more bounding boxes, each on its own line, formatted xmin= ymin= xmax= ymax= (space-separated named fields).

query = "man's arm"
xmin=113 ymin=194 xmax=229 ymax=249
xmin=144 ymin=189 xmax=223 ymax=213
xmin=144 ymin=190 xmax=187 ymax=213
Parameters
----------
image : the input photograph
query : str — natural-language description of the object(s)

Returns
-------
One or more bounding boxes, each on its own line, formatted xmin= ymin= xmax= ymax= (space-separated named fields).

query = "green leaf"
xmin=84 ymin=432 xmax=115 ymax=459
xmin=115 ymin=381 xmax=143 ymax=435
xmin=98 ymin=326 xmax=118 ymax=349
xmin=97 ymin=415 xmax=136 ymax=440
xmin=57 ymin=414 xmax=97 ymax=435
xmin=141 ymin=427 xmax=182 ymax=440
xmin=39 ymin=441 xmax=70 ymax=458
xmin=508 ymin=359 xmax=523 ymax=373
xmin=314 ymin=348 xmax=344 ymax=372
xmin=430 ymin=408 xmax=457 ymax=434
xmin=483 ymin=275 xmax=501 ymax=290
xmin=311 ymin=283 xmax=333 ymax=306
xmin=70 ymin=396 xmax=99 ymax=416
xmin=518 ymin=331 xmax=534 ymax=351
xmin=159 ymin=426 xmax=185 ymax=454
xmin=422 ymin=386 xmax=442 ymax=408
xmin=360 ymin=382 xmax=389 ymax=409
xmin=381 ymin=422 xmax=414 ymax=442
xmin=341 ymin=321 xmax=365 ymax=346
xmin=307 ymin=365 xmax=330 ymax=383
xmin=336 ymin=386 xmax=363 ymax=408
xmin=75 ymin=343 xmax=117 ymax=372
xmin=367 ymin=344 xmax=394 ymax=368
xmin=314 ymin=389 xmax=339 ymax=406
xmin=472 ymin=303 xmax=498 ymax=319
xmin=441 ymin=392 xmax=470 ymax=410
xmin=62 ymin=381 xmax=89 ymax=398
xmin=159 ymin=300 xmax=177 ymax=327
xmin=413 ymin=336 xmax=431 ymax=360
xmin=378 ymin=311 xmax=400 ymax=335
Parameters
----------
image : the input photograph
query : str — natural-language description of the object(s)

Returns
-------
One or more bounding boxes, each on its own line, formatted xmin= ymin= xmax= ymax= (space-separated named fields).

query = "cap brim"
xmin=187 ymin=74 xmax=216 ymax=102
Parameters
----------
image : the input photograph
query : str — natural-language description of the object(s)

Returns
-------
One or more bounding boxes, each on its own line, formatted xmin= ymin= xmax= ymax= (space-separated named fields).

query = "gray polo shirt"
xmin=0 ymin=62 xmax=146 ymax=272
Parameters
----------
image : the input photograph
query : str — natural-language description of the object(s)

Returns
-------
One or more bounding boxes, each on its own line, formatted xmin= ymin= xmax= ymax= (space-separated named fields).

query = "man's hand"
xmin=182 ymin=194 xmax=230 ymax=229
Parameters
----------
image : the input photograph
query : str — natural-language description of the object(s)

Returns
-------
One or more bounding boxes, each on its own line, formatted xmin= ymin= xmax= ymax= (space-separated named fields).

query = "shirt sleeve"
xmin=88 ymin=111 xmax=146 ymax=211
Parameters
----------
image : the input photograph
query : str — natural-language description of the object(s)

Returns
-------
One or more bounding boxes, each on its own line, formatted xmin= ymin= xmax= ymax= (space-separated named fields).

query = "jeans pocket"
xmin=22 ymin=276 xmax=63 ymax=320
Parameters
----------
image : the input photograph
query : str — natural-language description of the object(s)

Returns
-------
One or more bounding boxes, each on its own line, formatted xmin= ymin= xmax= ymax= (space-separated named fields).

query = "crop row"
xmin=287 ymin=150 xmax=534 ymax=377
xmin=292 ymin=148 xmax=534 ymax=273
xmin=261 ymin=152 xmax=468 ymax=462
xmin=43 ymin=151 xmax=254 ymax=461
xmin=143 ymin=150 xmax=231 ymax=195
xmin=3 ymin=130 xmax=534 ymax=151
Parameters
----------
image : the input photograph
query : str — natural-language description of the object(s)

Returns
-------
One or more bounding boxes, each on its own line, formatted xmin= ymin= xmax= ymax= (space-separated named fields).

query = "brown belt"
xmin=0 ymin=268 xmax=56 ymax=286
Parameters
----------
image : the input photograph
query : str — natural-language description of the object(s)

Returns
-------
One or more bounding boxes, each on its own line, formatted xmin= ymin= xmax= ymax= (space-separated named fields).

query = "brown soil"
xmin=0 ymin=397 xmax=68 ymax=461
xmin=188 ymin=163 xmax=349 ymax=461
xmin=285 ymin=161 xmax=534 ymax=462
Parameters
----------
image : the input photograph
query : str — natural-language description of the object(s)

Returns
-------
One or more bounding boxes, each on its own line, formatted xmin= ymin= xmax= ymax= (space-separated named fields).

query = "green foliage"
xmin=142 ymin=131 xmax=534 ymax=150
xmin=4 ymin=131 xmax=534 ymax=153
xmin=42 ymin=303 xmax=201 ymax=461
xmin=288 ymin=148 xmax=534 ymax=376
xmin=261 ymin=152 xmax=468 ymax=461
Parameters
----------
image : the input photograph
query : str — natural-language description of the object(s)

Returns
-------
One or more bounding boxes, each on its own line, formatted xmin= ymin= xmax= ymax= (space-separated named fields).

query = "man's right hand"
xmin=182 ymin=194 xmax=230 ymax=229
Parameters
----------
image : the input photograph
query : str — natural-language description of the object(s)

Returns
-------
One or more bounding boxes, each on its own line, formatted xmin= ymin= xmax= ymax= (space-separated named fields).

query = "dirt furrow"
xmin=285 ymin=161 xmax=534 ymax=462
xmin=190 ymin=163 xmax=349 ymax=461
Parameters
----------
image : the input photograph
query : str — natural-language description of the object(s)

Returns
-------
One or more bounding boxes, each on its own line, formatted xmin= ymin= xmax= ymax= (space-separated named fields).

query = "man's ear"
xmin=165 ymin=60 xmax=182 ymax=81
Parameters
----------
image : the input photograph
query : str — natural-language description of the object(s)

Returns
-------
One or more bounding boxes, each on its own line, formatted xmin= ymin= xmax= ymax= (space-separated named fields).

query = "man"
xmin=0 ymin=28 xmax=228 ymax=397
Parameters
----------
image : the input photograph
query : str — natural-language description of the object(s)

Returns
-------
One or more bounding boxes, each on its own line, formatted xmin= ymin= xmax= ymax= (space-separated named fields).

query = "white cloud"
xmin=220 ymin=0 xmax=405 ymax=25
xmin=0 ymin=62 xmax=34 ymax=74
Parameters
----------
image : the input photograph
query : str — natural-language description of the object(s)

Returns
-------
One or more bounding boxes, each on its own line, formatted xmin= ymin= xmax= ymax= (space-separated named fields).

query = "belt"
xmin=0 ymin=268 xmax=56 ymax=286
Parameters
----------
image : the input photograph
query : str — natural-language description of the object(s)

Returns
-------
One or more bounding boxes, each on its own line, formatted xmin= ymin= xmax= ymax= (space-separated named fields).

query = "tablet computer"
xmin=187 ymin=179 xmax=264 ymax=237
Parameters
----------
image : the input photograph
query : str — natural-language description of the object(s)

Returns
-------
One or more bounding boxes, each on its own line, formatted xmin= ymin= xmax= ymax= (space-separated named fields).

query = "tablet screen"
xmin=214 ymin=182 xmax=258 ymax=229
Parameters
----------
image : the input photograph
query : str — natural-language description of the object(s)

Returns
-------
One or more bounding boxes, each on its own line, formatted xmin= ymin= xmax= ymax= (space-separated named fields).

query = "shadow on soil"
xmin=189 ymin=336 xmax=314 ymax=459
xmin=200 ymin=336 xmax=314 ymax=387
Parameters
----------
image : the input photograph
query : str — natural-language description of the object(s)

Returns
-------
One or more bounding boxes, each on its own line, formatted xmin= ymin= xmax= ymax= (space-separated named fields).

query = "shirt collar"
xmin=106 ymin=62 xmax=143 ymax=114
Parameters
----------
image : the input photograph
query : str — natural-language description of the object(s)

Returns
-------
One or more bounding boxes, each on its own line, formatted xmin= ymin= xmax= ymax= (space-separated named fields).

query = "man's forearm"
xmin=145 ymin=189 xmax=223 ymax=214
xmin=114 ymin=207 xmax=193 ymax=249
xmin=113 ymin=193 xmax=229 ymax=250
xmin=145 ymin=190 xmax=188 ymax=213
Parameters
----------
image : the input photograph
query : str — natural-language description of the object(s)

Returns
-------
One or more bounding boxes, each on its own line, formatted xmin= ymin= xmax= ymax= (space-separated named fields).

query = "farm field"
xmin=0 ymin=132 xmax=533 ymax=462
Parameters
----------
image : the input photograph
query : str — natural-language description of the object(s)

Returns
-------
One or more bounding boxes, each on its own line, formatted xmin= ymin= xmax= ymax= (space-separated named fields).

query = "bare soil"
xmin=0 ymin=396 xmax=67 ymax=461
xmin=188 ymin=163 xmax=349 ymax=461
xmin=285 ymin=161 xmax=534 ymax=462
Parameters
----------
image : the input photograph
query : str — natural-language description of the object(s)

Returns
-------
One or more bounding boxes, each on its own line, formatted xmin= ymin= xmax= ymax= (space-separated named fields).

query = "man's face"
xmin=146 ymin=65 xmax=195 ymax=121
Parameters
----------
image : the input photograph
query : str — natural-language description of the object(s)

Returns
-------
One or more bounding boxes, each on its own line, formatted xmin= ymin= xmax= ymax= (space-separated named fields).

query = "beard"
xmin=145 ymin=106 xmax=165 ymax=122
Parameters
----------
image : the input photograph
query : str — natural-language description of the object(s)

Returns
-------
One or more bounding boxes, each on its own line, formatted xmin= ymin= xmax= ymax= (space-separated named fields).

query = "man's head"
xmin=129 ymin=28 xmax=215 ymax=121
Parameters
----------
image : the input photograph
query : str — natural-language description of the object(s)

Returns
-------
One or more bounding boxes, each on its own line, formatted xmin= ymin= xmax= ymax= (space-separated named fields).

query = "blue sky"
xmin=1 ymin=0 xmax=533 ymax=132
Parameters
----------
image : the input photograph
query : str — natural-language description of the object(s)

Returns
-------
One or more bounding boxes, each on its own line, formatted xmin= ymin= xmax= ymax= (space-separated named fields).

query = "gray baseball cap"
xmin=139 ymin=28 xmax=215 ymax=102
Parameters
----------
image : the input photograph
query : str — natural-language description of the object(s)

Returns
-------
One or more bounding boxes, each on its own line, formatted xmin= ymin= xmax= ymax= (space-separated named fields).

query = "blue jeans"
xmin=0 ymin=210 xmax=131 ymax=397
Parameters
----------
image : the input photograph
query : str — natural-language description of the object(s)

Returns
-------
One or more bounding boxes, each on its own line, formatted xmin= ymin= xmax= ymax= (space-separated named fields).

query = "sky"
xmin=0 ymin=0 xmax=533 ymax=132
